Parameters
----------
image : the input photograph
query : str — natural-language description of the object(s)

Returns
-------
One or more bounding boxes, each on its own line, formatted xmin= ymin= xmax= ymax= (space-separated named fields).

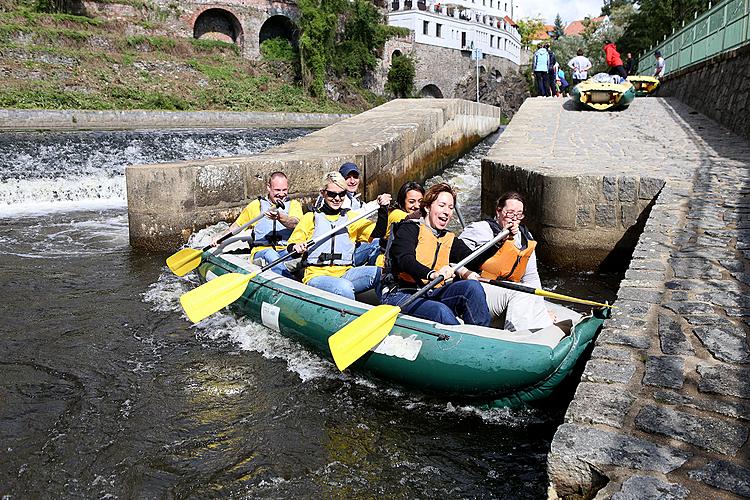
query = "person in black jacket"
xmin=380 ymin=183 xmax=490 ymax=326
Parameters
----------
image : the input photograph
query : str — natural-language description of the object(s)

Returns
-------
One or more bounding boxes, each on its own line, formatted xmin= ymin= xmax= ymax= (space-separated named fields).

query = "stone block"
xmin=688 ymin=460 xmax=750 ymax=497
xmin=658 ymin=314 xmax=694 ymax=355
xmin=582 ymin=358 xmax=636 ymax=384
xmin=643 ymin=355 xmax=685 ymax=389
xmin=617 ymin=287 xmax=663 ymax=304
xmin=611 ymin=476 xmax=689 ymax=500
xmin=577 ymin=175 xmax=601 ymax=204
xmin=566 ymin=382 xmax=635 ymax=428
xmin=698 ymin=364 xmax=750 ymax=398
xmin=669 ymin=256 xmax=723 ymax=279
xmin=195 ymin=163 xmax=245 ymax=207
xmin=591 ymin=345 xmax=633 ymax=361
xmin=576 ymin=205 xmax=593 ymax=227
xmin=620 ymin=202 xmax=641 ymax=228
xmin=635 ymin=404 xmax=749 ymax=454
xmin=603 ymin=175 xmax=617 ymax=201
xmin=540 ymin=175 xmax=578 ymax=228
xmin=618 ymin=176 xmax=637 ymax=202
xmin=639 ymin=176 xmax=666 ymax=199
xmin=548 ymin=424 xmax=690 ymax=499
xmin=595 ymin=203 xmax=617 ymax=228
xmin=693 ymin=325 xmax=750 ymax=363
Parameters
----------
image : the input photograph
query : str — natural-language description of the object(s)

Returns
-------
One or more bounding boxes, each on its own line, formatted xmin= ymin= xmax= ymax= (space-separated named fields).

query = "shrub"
xmin=260 ymin=36 xmax=297 ymax=62
xmin=386 ymin=54 xmax=415 ymax=97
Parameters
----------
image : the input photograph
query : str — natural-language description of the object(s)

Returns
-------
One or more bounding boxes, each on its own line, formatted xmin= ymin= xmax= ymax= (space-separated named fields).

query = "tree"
xmin=516 ymin=17 xmax=544 ymax=49
xmin=617 ymin=0 xmax=706 ymax=56
xmin=553 ymin=14 xmax=565 ymax=40
xmin=601 ymin=0 xmax=633 ymax=16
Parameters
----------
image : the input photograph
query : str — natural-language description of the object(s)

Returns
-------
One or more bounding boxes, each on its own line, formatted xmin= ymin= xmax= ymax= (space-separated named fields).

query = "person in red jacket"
xmin=603 ymin=40 xmax=628 ymax=81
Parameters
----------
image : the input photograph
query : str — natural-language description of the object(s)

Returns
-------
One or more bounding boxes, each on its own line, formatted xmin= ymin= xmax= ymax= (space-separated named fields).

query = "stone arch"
xmin=492 ymin=68 xmax=503 ymax=82
xmin=193 ymin=8 xmax=243 ymax=44
xmin=391 ymin=49 xmax=402 ymax=59
xmin=259 ymin=14 xmax=299 ymax=47
xmin=419 ymin=84 xmax=444 ymax=98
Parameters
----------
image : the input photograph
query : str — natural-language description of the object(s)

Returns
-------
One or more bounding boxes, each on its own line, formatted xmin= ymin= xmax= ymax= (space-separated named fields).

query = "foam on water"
xmin=0 ymin=128 xmax=309 ymax=216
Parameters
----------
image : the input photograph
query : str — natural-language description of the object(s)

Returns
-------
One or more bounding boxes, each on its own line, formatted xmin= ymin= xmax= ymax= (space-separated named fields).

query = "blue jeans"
xmin=382 ymin=280 xmax=490 ymax=326
xmin=307 ymin=266 xmax=381 ymax=300
xmin=353 ymin=239 xmax=381 ymax=266
xmin=254 ymin=248 xmax=293 ymax=278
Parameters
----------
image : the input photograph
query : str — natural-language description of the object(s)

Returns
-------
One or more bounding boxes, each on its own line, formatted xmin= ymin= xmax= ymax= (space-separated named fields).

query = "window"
xmin=436 ymin=23 xmax=442 ymax=38
xmin=490 ymin=35 xmax=494 ymax=47
xmin=423 ymin=20 xmax=429 ymax=35
xmin=504 ymin=2 xmax=508 ymax=10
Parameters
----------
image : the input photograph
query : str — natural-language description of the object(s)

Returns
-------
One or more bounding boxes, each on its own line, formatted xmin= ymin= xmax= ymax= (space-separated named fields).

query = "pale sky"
xmin=517 ymin=0 xmax=604 ymax=24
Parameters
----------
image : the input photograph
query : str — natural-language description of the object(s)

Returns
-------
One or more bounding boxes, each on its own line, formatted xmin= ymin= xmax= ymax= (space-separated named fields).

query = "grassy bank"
xmin=0 ymin=7 xmax=380 ymax=113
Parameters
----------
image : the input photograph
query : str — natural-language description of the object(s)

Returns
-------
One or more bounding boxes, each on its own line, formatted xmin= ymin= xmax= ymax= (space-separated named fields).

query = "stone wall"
xmin=374 ymin=35 xmax=520 ymax=100
xmin=126 ymin=99 xmax=502 ymax=251
xmin=657 ymin=42 xmax=750 ymax=141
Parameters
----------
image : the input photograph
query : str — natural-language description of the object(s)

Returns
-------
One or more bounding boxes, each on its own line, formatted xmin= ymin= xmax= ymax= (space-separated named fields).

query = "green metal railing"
xmin=637 ymin=0 xmax=750 ymax=76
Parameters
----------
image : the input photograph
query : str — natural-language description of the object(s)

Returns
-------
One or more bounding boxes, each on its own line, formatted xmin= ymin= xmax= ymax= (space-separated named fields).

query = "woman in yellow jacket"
xmin=288 ymin=172 xmax=390 ymax=299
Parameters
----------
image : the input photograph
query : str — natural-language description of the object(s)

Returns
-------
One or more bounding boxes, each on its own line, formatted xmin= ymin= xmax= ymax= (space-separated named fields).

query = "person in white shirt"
xmin=568 ymin=49 xmax=593 ymax=87
xmin=654 ymin=51 xmax=666 ymax=80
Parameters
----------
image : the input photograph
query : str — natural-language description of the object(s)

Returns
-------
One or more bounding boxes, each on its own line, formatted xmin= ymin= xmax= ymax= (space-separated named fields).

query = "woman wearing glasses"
xmin=459 ymin=191 xmax=553 ymax=331
xmin=287 ymin=171 xmax=390 ymax=299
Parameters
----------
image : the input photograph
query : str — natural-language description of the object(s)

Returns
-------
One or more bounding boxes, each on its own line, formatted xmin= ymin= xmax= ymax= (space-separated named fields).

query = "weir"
xmin=485 ymin=97 xmax=750 ymax=498
xmin=125 ymin=99 xmax=502 ymax=251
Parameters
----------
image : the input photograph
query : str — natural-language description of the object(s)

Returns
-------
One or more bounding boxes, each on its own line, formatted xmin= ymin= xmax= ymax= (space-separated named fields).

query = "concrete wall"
xmin=126 ymin=98 xmax=502 ymax=251
xmin=0 ymin=109 xmax=349 ymax=131
xmin=657 ymin=43 xmax=750 ymax=141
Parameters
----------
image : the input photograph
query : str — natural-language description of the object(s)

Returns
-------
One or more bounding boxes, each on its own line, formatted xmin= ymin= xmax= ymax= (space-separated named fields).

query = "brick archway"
xmin=419 ymin=83 xmax=444 ymax=98
xmin=193 ymin=8 xmax=243 ymax=45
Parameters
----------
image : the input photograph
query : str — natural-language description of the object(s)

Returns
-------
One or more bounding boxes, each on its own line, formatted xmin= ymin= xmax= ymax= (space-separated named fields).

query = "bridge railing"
xmin=637 ymin=0 xmax=750 ymax=76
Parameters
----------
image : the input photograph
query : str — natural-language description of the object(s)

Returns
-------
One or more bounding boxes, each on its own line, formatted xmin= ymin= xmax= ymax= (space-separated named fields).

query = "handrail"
xmin=636 ymin=0 xmax=750 ymax=76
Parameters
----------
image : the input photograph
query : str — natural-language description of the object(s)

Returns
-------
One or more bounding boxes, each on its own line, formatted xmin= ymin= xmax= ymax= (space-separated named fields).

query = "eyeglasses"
xmin=501 ymin=209 xmax=524 ymax=220
xmin=325 ymin=190 xmax=347 ymax=199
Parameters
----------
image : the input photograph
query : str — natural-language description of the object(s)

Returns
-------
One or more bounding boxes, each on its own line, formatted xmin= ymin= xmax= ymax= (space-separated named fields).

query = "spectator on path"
xmin=603 ymin=40 xmax=628 ymax=81
xmin=568 ymin=49 xmax=592 ymax=87
xmin=533 ymin=44 xmax=550 ymax=97
xmin=654 ymin=51 xmax=666 ymax=80
xmin=556 ymin=67 xmax=569 ymax=96
xmin=624 ymin=52 xmax=635 ymax=75
xmin=546 ymin=43 xmax=557 ymax=97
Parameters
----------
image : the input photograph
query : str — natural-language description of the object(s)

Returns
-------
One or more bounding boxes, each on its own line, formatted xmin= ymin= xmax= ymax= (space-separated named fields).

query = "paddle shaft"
xmin=206 ymin=199 xmax=285 ymax=251
xmin=481 ymin=278 xmax=615 ymax=309
xmin=399 ymin=228 xmax=511 ymax=310
xmin=254 ymin=202 xmax=382 ymax=275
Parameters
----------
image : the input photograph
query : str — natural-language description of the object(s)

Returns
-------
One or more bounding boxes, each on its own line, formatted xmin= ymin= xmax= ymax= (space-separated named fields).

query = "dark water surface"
xmin=0 ymin=129 xmax=620 ymax=498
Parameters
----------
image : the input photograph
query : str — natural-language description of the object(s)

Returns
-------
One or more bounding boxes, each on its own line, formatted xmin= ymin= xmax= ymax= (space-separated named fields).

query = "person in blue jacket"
xmin=533 ymin=45 xmax=550 ymax=97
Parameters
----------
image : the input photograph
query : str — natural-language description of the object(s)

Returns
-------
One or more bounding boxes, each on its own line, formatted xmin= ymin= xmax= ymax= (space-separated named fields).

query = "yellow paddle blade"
xmin=534 ymin=289 xmax=616 ymax=309
xmin=180 ymin=271 xmax=257 ymax=323
xmin=328 ymin=305 xmax=401 ymax=371
xmin=166 ymin=248 xmax=205 ymax=276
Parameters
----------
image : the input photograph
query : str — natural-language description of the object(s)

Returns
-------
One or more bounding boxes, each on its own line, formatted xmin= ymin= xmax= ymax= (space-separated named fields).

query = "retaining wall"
xmin=0 ymin=109 xmax=349 ymax=131
xmin=126 ymin=98 xmax=502 ymax=251
xmin=657 ymin=42 xmax=750 ymax=141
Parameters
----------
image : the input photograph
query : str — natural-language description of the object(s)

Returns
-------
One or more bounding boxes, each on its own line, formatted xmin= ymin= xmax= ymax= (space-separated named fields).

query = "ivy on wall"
xmin=297 ymin=0 xmax=408 ymax=96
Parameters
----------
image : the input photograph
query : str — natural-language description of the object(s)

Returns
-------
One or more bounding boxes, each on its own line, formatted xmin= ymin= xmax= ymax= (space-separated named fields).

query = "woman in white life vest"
xmin=458 ymin=191 xmax=553 ymax=331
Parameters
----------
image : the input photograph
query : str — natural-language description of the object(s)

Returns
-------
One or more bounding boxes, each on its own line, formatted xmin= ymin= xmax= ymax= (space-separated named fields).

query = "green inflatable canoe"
xmin=196 ymin=252 xmax=608 ymax=408
xmin=572 ymin=77 xmax=636 ymax=111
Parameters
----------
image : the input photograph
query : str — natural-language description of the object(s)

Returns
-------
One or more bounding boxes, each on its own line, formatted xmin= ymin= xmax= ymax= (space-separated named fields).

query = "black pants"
xmin=534 ymin=71 xmax=549 ymax=96
xmin=610 ymin=65 xmax=628 ymax=80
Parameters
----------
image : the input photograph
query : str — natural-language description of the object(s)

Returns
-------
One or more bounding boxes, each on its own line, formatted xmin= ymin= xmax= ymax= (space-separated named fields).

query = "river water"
xmin=0 ymin=128 xmax=619 ymax=498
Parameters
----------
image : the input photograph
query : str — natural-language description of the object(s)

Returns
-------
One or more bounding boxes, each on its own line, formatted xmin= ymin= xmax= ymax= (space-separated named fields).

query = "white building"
xmin=387 ymin=0 xmax=521 ymax=65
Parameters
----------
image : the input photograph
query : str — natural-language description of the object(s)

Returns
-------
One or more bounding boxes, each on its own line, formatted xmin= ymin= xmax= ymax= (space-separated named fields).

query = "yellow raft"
xmin=627 ymin=75 xmax=660 ymax=96
xmin=571 ymin=78 xmax=636 ymax=111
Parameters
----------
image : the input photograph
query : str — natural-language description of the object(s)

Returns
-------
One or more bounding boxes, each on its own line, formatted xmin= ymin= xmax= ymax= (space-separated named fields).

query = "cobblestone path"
xmin=512 ymin=97 xmax=750 ymax=498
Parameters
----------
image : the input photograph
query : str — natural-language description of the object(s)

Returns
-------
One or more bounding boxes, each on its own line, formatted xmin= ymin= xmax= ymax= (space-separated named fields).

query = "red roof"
xmin=503 ymin=15 xmax=517 ymax=27
xmin=532 ymin=24 xmax=555 ymax=40
xmin=564 ymin=16 xmax=606 ymax=36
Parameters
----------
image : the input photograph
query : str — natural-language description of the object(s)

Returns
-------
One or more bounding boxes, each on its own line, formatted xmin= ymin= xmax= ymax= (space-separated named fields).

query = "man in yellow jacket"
xmin=212 ymin=171 xmax=302 ymax=276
